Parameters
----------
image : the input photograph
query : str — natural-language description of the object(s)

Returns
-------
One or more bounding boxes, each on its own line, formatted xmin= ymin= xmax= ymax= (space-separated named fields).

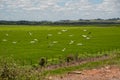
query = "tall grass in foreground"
xmin=0 ymin=49 xmax=120 ymax=80
xmin=0 ymin=57 xmax=45 ymax=80
xmin=43 ymin=49 xmax=120 ymax=75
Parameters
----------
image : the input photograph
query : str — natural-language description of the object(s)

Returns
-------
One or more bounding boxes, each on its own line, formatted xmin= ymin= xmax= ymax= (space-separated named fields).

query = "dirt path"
xmin=51 ymin=65 xmax=120 ymax=80
xmin=45 ymin=55 xmax=113 ymax=70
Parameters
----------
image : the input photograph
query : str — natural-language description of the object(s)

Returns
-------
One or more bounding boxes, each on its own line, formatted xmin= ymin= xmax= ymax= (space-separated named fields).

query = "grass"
xmin=44 ymin=51 xmax=120 ymax=75
xmin=0 ymin=49 xmax=120 ymax=79
xmin=0 ymin=56 xmax=44 ymax=80
xmin=0 ymin=25 xmax=120 ymax=65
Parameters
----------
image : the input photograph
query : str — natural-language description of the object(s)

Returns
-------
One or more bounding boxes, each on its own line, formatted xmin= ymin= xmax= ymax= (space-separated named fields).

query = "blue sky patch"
xmin=89 ymin=0 xmax=103 ymax=4
xmin=57 ymin=0 xmax=70 ymax=6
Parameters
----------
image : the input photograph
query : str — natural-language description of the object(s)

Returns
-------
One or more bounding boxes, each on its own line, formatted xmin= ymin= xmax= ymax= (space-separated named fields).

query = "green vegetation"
xmin=0 ymin=25 xmax=120 ymax=65
xmin=44 ymin=50 xmax=120 ymax=75
xmin=0 ymin=56 xmax=44 ymax=80
xmin=0 ymin=49 xmax=120 ymax=79
xmin=0 ymin=25 xmax=120 ymax=79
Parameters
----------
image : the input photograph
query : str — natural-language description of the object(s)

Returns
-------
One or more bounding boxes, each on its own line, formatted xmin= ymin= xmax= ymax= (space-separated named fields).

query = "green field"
xmin=0 ymin=25 xmax=120 ymax=65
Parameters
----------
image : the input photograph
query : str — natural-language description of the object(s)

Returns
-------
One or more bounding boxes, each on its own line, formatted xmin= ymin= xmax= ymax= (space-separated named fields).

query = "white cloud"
xmin=0 ymin=5 xmax=3 ymax=9
xmin=0 ymin=0 xmax=120 ymax=20
xmin=1 ymin=0 xmax=119 ymax=12
xmin=96 ymin=0 xmax=119 ymax=12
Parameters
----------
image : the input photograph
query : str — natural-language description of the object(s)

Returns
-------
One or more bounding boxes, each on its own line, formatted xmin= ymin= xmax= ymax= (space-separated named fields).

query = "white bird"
xmin=34 ymin=39 xmax=38 ymax=41
xmin=5 ymin=34 xmax=9 ymax=36
xmin=48 ymin=34 xmax=52 ymax=36
xmin=30 ymin=41 xmax=35 ymax=44
xmin=82 ymin=35 xmax=87 ymax=38
xmin=62 ymin=48 xmax=66 ymax=52
xmin=69 ymin=34 xmax=73 ymax=37
xmin=83 ymin=29 xmax=87 ymax=32
xmin=58 ymin=32 xmax=62 ymax=34
xmin=29 ymin=32 xmax=32 ymax=36
xmin=62 ymin=29 xmax=67 ymax=32
xmin=86 ymin=37 xmax=90 ymax=40
xmin=12 ymin=41 xmax=17 ymax=44
xmin=2 ymin=39 xmax=7 ymax=42
xmin=53 ymin=41 xmax=58 ymax=44
xmin=69 ymin=40 xmax=74 ymax=44
xmin=77 ymin=43 xmax=83 ymax=46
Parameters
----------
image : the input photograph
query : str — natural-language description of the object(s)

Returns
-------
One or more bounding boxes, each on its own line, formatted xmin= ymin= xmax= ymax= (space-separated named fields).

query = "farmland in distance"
xmin=0 ymin=25 xmax=120 ymax=65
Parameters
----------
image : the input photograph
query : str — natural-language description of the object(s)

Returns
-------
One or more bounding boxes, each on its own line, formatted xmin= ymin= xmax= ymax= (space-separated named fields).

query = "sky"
xmin=0 ymin=0 xmax=120 ymax=21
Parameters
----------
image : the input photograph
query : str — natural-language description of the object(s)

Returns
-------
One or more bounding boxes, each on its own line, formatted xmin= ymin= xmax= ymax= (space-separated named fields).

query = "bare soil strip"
xmin=51 ymin=65 xmax=120 ymax=80
xmin=45 ymin=54 xmax=114 ymax=70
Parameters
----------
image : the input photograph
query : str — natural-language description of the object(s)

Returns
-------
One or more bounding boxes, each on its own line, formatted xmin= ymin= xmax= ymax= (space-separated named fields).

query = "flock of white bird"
xmin=1 ymin=29 xmax=91 ymax=52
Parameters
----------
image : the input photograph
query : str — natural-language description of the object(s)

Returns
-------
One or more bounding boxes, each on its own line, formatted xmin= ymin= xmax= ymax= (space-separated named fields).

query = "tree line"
xmin=0 ymin=18 xmax=120 ymax=25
